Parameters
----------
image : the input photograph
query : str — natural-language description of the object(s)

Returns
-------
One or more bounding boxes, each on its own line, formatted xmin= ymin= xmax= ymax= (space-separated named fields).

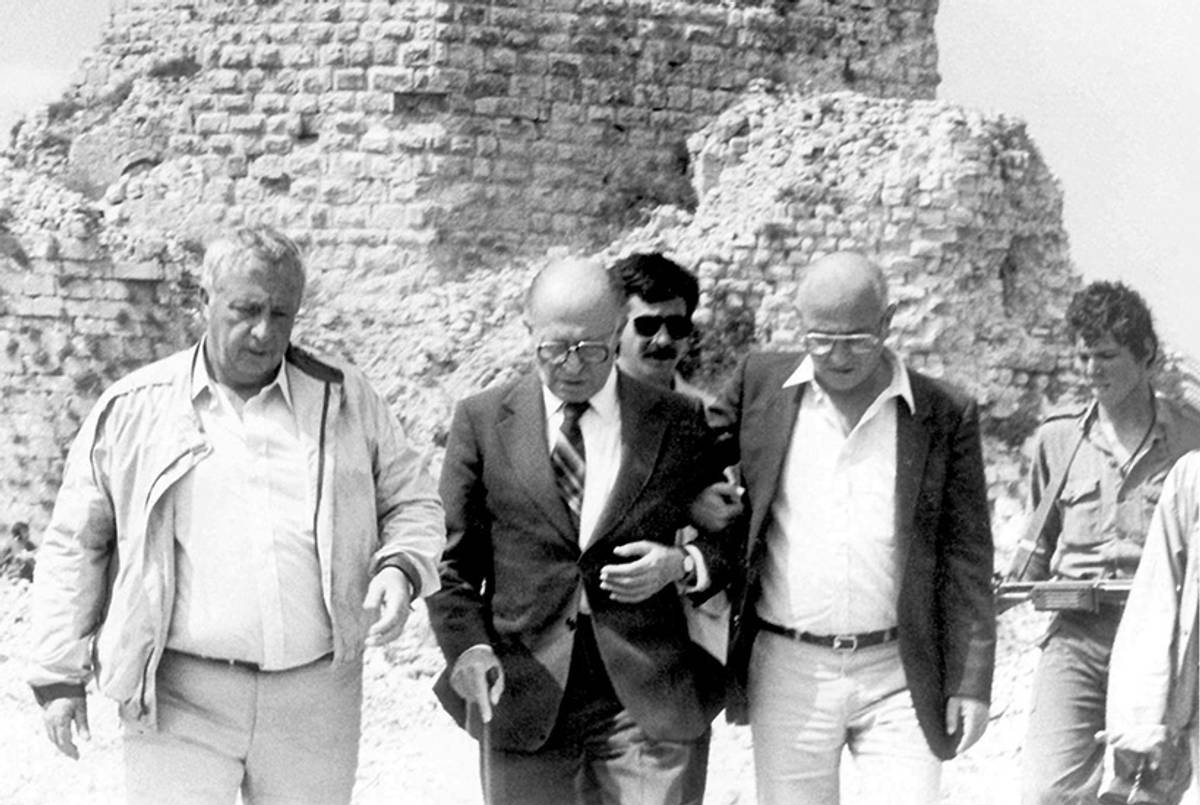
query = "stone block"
xmin=334 ymin=68 xmax=367 ymax=91
xmin=111 ymin=262 xmax=164 ymax=282
xmin=347 ymin=42 xmax=373 ymax=66
xmin=207 ymin=69 xmax=242 ymax=95
xmin=195 ymin=112 xmax=229 ymax=134
xmin=370 ymin=66 xmax=414 ymax=92
xmin=282 ymin=44 xmax=317 ymax=68
xmin=218 ymin=94 xmax=254 ymax=113
xmin=380 ymin=20 xmax=415 ymax=41
xmin=361 ymin=127 xmax=393 ymax=153
xmin=229 ymin=114 xmax=267 ymax=134
xmin=14 ymin=296 xmax=65 ymax=318
xmin=219 ymin=45 xmax=253 ymax=69
xmin=254 ymin=45 xmax=284 ymax=69
xmin=333 ymin=113 xmax=367 ymax=134
xmin=262 ymin=135 xmax=294 ymax=155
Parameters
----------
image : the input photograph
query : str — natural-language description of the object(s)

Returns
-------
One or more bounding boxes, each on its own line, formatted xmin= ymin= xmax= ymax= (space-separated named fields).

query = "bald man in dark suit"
xmin=428 ymin=257 xmax=734 ymax=805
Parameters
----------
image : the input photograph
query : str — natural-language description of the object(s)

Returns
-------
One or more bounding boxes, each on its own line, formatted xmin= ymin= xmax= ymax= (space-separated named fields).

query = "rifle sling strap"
xmin=1009 ymin=417 xmax=1088 ymax=580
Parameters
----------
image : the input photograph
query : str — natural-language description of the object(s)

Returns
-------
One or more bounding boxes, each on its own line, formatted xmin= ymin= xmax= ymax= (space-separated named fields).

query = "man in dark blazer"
xmin=708 ymin=252 xmax=996 ymax=804
xmin=428 ymin=257 xmax=732 ymax=805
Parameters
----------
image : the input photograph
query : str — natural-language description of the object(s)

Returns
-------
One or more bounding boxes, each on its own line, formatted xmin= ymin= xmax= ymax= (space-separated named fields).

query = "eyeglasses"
xmin=631 ymin=315 xmax=693 ymax=339
xmin=536 ymin=340 xmax=613 ymax=365
xmin=801 ymin=332 xmax=883 ymax=357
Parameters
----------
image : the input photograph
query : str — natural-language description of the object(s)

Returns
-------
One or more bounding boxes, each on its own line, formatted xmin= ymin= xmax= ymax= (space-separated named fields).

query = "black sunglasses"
xmin=631 ymin=315 xmax=693 ymax=339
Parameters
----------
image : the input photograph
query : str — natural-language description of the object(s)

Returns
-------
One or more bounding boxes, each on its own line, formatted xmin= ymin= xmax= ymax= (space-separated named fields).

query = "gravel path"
xmin=1 ymin=579 xmax=1041 ymax=804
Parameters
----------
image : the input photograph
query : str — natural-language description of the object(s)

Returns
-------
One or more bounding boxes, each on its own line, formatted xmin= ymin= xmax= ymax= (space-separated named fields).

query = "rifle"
xmin=994 ymin=577 xmax=1133 ymax=612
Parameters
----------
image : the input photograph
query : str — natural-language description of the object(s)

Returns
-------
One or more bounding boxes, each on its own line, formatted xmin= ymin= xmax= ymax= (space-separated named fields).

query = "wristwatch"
xmin=678 ymin=548 xmax=697 ymax=586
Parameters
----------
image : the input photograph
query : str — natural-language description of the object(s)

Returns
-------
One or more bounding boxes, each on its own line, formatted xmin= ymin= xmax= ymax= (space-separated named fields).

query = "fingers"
xmin=488 ymin=666 xmax=505 ymax=706
xmin=362 ymin=578 xmax=385 ymax=610
xmin=610 ymin=541 xmax=654 ymax=559
xmin=469 ymin=668 xmax=494 ymax=723
xmin=948 ymin=697 xmax=989 ymax=755
xmin=74 ymin=702 xmax=91 ymax=743
xmin=43 ymin=700 xmax=85 ymax=760
xmin=944 ymin=697 xmax=961 ymax=737
xmin=451 ymin=650 xmax=504 ymax=723
xmin=367 ymin=607 xmax=410 ymax=646
xmin=363 ymin=571 xmax=413 ymax=647
xmin=600 ymin=543 xmax=670 ymax=603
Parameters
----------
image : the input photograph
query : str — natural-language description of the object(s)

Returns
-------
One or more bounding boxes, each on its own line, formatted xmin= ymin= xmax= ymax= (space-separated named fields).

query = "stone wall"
xmin=14 ymin=0 xmax=939 ymax=286
xmin=0 ymin=163 xmax=194 ymax=534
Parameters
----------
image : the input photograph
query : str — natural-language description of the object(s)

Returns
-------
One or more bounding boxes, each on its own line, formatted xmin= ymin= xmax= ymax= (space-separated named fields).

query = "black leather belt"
xmin=757 ymin=619 xmax=899 ymax=652
xmin=167 ymin=649 xmax=333 ymax=673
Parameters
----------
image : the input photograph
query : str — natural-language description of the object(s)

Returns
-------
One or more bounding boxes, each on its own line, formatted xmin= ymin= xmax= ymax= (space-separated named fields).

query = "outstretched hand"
xmin=363 ymin=566 xmax=413 ymax=647
xmin=43 ymin=696 xmax=90 ymax=760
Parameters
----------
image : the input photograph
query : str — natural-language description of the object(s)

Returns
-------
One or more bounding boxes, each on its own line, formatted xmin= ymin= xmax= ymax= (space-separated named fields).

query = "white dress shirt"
xmin=542 ymin=368 xmax=623 ymax=549
xmin=757 ymin=351 xmax=915 ymax=635
xmin=167 ymin=352 xmax=333 ymax=669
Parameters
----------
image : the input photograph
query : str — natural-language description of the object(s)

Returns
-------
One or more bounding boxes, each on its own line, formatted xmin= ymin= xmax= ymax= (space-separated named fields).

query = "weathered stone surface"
xmin=10 ymin=0 xmax=939 ymax=271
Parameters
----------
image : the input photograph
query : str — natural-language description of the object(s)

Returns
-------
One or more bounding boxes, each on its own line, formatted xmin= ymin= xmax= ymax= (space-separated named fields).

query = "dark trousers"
xmin=1021 ymin=608 xmax=1122 ymax=805
xmin=484 ymin=617 xmax=699 ymax=805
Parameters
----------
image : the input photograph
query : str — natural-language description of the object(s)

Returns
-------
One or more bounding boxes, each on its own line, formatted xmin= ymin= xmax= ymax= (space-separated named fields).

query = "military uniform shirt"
xmin=1020 ymin=394 xmax=1200 ymax=581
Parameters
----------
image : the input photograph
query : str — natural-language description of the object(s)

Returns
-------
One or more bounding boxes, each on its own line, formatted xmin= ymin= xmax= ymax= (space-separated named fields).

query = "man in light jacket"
xmin=1105 ymin=450 xmax=1200 ymax=800
xmin=27 ymin=226 xmax=445 ymax=804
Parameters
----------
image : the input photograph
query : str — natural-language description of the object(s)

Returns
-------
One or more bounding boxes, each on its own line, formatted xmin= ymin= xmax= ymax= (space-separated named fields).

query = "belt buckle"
xmin=832 ymin=634 xmax=858 ymax=652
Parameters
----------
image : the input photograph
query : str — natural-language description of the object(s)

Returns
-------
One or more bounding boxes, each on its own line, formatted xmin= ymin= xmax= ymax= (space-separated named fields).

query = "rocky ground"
xmin=1 ymin=578 xmax=1044 ymax=804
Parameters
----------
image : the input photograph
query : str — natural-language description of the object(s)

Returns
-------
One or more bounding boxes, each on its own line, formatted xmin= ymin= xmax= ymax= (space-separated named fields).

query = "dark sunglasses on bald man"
xmin=631 ymin=315 xmax=693 ymax=339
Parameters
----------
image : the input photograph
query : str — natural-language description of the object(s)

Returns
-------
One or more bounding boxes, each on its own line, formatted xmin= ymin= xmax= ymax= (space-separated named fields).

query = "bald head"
xmin=796 ymin=252 xmax=893 ymax=398
xmin=797 ymin=252 xmax=888 ymax=321
xmin=526 ymin=257 xmax=625 ymax=325
xmin=526 ymin=257 xmax=626 ymax=402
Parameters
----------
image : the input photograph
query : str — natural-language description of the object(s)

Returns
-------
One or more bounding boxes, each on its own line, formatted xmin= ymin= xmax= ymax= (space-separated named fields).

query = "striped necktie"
xmin=551 ymin=401 xmax=588 ymax=532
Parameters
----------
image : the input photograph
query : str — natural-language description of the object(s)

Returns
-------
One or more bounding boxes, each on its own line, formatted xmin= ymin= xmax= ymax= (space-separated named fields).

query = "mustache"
xmin=643 ymin=345 xmax=679 ymax=360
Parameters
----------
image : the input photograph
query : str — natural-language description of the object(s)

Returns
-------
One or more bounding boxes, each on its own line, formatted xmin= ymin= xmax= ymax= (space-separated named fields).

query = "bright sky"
xmin=938 ymin=0 xmax=1200 ymax=356
xmin=2 ymin=2 xmax=1197 ymax=354
xmin=0 ymin=1 xmax=109 ymax=135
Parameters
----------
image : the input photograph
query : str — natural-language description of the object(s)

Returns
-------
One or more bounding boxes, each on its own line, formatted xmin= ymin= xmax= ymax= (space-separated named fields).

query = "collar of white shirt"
xmin=190 ymin=338 xmax=294 ymax=412
xmin=540 ymin=365 xmax=620 ymax=427
xmin=781 ymin=348 xmax=915 ymax=415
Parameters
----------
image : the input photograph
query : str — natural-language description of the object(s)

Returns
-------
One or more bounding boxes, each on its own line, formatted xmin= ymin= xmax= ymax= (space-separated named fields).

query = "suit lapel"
xmin=895 ymin=376 xmax=932 ymax=543
xmin=590 ymin=373 xmax=665 ymax=547
xmin=498 ymin=375 xmax=577 ymax=542
xmin=746 ymin=373 xmax=804 ymax=545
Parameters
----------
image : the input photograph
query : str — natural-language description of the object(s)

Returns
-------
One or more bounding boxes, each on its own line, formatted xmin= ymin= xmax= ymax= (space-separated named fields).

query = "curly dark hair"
xmin=610 ymin=253 xmax=700 ymax=316
xmin=1065 ymin=280 xmax=1157 ymax=362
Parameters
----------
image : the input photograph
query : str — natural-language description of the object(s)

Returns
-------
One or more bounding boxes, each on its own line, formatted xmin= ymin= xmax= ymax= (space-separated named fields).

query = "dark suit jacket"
xmin=428 ymin=370 xmax=732 ymax=752
xmin=711 ymin=352 xmax=996 ymax=760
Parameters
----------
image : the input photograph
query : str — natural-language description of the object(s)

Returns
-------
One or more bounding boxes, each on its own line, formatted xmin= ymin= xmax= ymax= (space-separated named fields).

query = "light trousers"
xmin=749 ymin=631 xmax=942 ymax=805
xmin=124 ymin=649 xmax=362 ymax=805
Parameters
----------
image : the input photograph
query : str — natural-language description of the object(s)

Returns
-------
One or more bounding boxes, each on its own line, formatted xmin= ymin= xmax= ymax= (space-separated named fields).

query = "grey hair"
xmin=200 ymin=226 xmax=305 ymax=295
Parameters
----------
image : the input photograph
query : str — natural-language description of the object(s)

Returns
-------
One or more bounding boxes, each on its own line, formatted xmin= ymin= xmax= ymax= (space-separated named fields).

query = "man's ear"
xmin=1143 ymin=337 xmax=1157 ymax=367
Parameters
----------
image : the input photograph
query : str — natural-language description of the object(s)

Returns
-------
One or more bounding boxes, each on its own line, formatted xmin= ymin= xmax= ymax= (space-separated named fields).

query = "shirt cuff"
xmin=32 ymin=682 xmax=86 ymax=708
xmin=374 ymin=554 xmax=422 ymax=598
xmin=682 ymin=544 xmax=710 ymax=593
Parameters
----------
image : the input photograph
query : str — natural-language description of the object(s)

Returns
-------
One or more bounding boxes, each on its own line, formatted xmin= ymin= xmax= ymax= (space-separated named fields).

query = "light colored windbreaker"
xmin=1107 ymin=450 xmax=1200 ymax=769
xmin=27 ymin=343 xmax=445 ymax=729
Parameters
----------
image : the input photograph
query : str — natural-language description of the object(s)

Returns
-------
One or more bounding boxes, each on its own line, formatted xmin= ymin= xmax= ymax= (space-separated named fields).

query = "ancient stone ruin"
xmin=1 ymin=0 xmax=1093 ymax=542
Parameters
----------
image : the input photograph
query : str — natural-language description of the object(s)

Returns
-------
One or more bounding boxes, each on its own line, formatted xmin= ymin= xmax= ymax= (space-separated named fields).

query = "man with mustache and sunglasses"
xmin=613 ymin=252 xmax=702 ymax=395
xmin=613 ymin=252 xmax=739 ymax=804
xmin=708 ymin=251 xmax=996 ymax=804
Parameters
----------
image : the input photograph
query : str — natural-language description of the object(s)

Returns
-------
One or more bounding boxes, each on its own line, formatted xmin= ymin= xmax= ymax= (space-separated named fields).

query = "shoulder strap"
xmin=1008 ymin=418 xmax=1088 ymax=580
